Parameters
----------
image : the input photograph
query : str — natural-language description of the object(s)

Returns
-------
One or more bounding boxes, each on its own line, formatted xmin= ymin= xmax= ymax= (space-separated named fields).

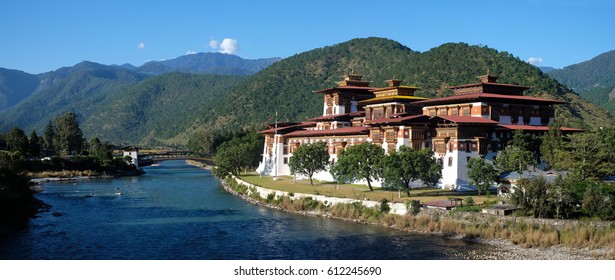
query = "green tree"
xmin=213 ymin=133 xmax=263 ymax=178
xmin=331 ymin=142 xmax=384 ymax=191
xmin=467 ymin=157 xmax=498 ymax=196
xmin=550 ymin=176 xmax=576 ymax=219
xmin=559 ymin=130 xmax=615 ymax=181
xmin=494 ymin=145 xmax=535 ymax=173
xmin=53 ymin=112 xmax=84 ymax=155
xmin=419 ymin=149 xmax=443 ymax=187
xmin=522 ymin=176 xmax=553 ymax=218
xmin=540 ymin=121 xmax=565 ymax=168
xmin=29 ymin=130 xmax=41 ymax=157
xmin=495 ymin=130 xmax=538 ymax=173
xmin=6 ymin=127 xmax=29 ymax=155
xmin=289 ymin=142 xmax=329 ymax=185
xmin=89 ymin=137 xmax=112 ymax=161
xmin=381 ymin=146 xmax=441 ymax=196
xmin=43 ymin=120 xmax=55 ymax=151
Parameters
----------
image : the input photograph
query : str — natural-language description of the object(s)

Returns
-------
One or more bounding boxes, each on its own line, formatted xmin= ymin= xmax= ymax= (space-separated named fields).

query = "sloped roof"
xmin=364 ymin=114 xmax=430 ymax=125
xmin=432 ymin=115 xmax=499 ymax=124
xmin=283 ymin=126 xmax=369 ymax=137
xmin=413 ymin=93 xmax=566 ymax=106
xmin=498 ymin=124 xmax=584 ymax=132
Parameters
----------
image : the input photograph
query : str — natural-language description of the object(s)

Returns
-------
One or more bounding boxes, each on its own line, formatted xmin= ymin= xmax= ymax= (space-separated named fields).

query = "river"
xmin=0 ymin=160 xmax=493 ymax=259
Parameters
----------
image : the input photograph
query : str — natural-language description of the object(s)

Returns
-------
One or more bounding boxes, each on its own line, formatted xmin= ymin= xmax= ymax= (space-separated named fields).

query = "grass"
xmin=226 ymin=176 xmax=615 ymax=253
xmin=239 ymin=173 xmax=491 ymax=205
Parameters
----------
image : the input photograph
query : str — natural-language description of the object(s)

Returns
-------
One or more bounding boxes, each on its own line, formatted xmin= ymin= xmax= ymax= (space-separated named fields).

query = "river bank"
xmin=219 ymin=175 xmax=615 ymax=260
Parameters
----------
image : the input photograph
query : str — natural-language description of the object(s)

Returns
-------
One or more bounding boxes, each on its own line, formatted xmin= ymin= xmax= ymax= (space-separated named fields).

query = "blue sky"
xmin=1 ymin=0 xmax=613 ymax=74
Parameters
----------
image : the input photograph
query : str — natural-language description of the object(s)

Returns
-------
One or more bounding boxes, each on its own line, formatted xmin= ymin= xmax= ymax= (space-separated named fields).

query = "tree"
xmin=29 ymin=130 xmax=41 ymax=157
xmin=381 ymin=146 xmax=442 ymax=196
xmin=522 ymin=176 xmax=553 ymax=218
xmin=559 ymin=130 xmax=615 ymax=181
xmin=540 ymin=121 xmax=564 ymax=168
xmin=53 ymin=112 xmax=84 ymax=155
xmin=494 ymin=145 xmax=535 ymax=173
xmin=89 ymin=137 xmax=112 ymax=161
xmin=467 ymin=157 xmax=498 ymax=196
xmin=5 ymin=127 xmax=29 ymax=155
xmin=289 ymin=142 xmax=329 ymax=185
xmin=330 ymin=142 xmax=384 ymax=191
xmin=550 ymin=176 xmax=576 ymax=219
xmin=43 ymin=120 xmax=55 ymax=151
xmin=418 ymin=149 xmax=443 ymax=187
xmin=495 ymin=130 xmax=538 ymax=173
xmin=213 ymin=132 xmax=263 ymax=178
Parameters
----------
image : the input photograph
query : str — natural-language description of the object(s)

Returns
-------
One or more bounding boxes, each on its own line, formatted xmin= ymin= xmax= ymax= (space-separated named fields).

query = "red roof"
xmin=283 ymin=127 xmax=369 ymax=137
xmin=308 ymin=111 xmax=365 ymax=121
xmin=413 ymin=93 xmax=566 ymax=105
xmin=432 ymin=115 xmax=499 ymax=124
xmin=498 ymin=124 xmax=585 ymax=132
xmin=314 ymin=86 xmax=377 ymax=94
xmin=449 ymin=82 xmax=530 ymax=90
xmin=259 ymin=122 xmax=316 ymax=134
xmin=364 ymin=115 xmax=430 ymax=125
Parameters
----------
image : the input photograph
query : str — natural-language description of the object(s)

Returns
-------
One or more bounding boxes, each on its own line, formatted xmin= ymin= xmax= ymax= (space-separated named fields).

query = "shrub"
xmin=405 ymin=200 xmax=421 ymax=216
xmin=464 ymin=196 xmax=475 ymax=206
xmin=379 ymin=198 xmax=391 ymax=213
xmin=266 ymin=192 xmax=275 ymax=203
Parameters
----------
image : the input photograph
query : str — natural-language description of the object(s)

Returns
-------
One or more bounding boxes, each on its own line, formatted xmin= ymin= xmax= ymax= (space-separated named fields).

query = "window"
xmin=448 ymin=157 xmax=453 ymax=167
xmin=283 ymin=157 xmax=288 ymax=164
xmin=466 ymin=141 xmax=471 ymax=153
xmin=462 ymin=107 xmax=470 ymax=116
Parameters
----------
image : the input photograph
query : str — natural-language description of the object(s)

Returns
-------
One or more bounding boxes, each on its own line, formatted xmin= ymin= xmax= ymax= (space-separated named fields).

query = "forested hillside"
xmin=0 ymin=68 xmax=39 ymax=111
xmin=187 ymin=37 xmax=612 ymax=145
xmin=82 ymin=73 xmax=247 ymax=146
xmin=0 ymin=63 xmax=147 ymax=133
xmin=137 ymin=52 xmax=281 ymax=76
xmin=548 ymin=50 xmax=615 ymax=112
xmin=1 ymin=37 xmax=612 ymax=148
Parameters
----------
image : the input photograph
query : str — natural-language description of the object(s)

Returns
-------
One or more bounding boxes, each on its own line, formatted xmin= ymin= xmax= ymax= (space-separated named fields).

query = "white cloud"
xmin=186 ymin=50 xmax=197 ymax=55
xmin=209 ymin=39 xmax=219 ymax=49
xmin=527 ymin=57 xmax=543 ymax=65
xmin=137 ymin=42 xmax=145 ymax=49
xmin=219 ymin=38 xmax=238 ymax=54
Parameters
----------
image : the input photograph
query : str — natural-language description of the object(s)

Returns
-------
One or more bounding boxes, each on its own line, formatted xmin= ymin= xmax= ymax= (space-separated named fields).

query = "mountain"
xmin=136 ymin=52 xmax=281 ymax=76
xmin=1 ymin=38 xmax=612 ymax=147
xmin=0 ymin=62 xmax=148 ymax=133
xmin=81 ymin=73 xmax=247 ymax=146
xmin=185 ymin=37 xmax=612 ymax=142
xmin=548 ymin=50 xmax=615 ymax=112
xmin=539 ymin=66 xmax=556 ymax=73
xmin=0 ymin=68 xmax=40 ymax=111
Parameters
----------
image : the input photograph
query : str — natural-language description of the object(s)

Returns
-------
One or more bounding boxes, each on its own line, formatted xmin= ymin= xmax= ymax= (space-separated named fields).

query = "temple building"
xmin=256 ymin=73 xmax=582 ymax=190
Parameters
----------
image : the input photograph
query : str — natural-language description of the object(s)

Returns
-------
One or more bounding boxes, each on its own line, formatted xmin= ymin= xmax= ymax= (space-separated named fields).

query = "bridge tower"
xmin=122 ymin=146 xmax=140 ymax=169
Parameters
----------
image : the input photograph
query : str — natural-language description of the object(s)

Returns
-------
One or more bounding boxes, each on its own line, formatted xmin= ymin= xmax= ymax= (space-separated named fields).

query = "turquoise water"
xmin=0 ymin=160 xmax=490 ymax=259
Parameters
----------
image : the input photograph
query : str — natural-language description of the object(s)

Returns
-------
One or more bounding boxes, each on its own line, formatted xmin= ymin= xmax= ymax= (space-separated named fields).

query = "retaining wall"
xmin=232 ymin=176 xmax=409 ymax=215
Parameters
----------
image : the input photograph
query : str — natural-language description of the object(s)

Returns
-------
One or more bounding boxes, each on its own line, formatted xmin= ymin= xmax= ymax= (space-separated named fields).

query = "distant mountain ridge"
xmin=538 ymin=66 xmax=556 ymax=73
xmin=0 ymin=68 xmax=39 ymax=110
xmin=136 ymin=52 xmax=281 ymax=76
xmin=548 ymin=50 xmax=615 ymax=112
xmin=1 ymin=38 xmax=613 ymax=147
xmin=0 ymin=53 xmax=280 ymax=113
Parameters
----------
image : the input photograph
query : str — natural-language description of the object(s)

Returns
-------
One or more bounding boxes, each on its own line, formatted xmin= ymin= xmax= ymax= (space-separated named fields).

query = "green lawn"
xmin=238 ymin=173 xmax=492 ymax=204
